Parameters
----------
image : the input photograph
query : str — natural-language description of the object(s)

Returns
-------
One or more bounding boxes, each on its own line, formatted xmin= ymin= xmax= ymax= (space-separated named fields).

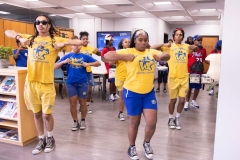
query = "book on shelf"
xmin=9 ymin=85 xmax=16 ymax=93
xmin=0 ymin=102 xmax=17 ymax=118
xmin=0 ymin=129 xmax=18 ymax=141
xmin=11 ymin=109 xmax=17 ymax=119
xmin=0 ymin=100 xmax=6 ymax=112
xmin=0 ymin=76 xmax=5 ymax=84
xmin=0 ymin=76 xmax=15 ymax=92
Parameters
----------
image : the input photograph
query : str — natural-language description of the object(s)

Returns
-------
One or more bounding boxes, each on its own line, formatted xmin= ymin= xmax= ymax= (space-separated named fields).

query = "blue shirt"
xmin=58 ymin=53 xmax=96 ymax=85
xmin=13 ymin=49 xmax=28 ymax=67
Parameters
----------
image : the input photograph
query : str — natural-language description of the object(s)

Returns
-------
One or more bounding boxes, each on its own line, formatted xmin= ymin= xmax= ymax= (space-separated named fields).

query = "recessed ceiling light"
xmin=0 ymin=11 xmax=10 ymax=14
xmin=132 ymin=11 xmax=145 ymax=14
xmin=200 ymin=9 xmax=216 ymax=11
xmin=25 ymin=0 xmax=39 ymax=1
xmin=0 ymin=3 xmax=4 ymax=4
xmin=49 ymin=14 xmax=57 ymax=16
xmin=153 ymin=1 xmax=172 ymax=5
xmin=172 ymin=16 xmax=184 ymax=18
xmin=76 ymin=13 xmax=85 ymax=15
xmin=82 ymin=5 xmax=98 ymax=8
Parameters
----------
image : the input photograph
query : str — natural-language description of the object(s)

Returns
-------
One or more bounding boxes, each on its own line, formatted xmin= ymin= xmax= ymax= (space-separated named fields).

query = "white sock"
xmin=47 ymin=131 xmax=53 ymax=137
xmin=169 ymin=114 xmax=173 ymax=119
xmin=184 ymin=102 xmax=189 ymax=108
xmin=39 ymin=135 xmax=45 ymax=139
xmin=176 ymin=112 xmax=181 ymax=118
xmin=86 ymin=102 xmax=90 ymax=106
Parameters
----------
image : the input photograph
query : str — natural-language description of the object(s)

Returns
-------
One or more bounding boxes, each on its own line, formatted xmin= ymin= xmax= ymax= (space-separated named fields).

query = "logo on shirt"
xmin=33 ymin=45 xmax=49 ymax=60
xmin=82 ymin=51 xmax=92 ymax=56
xmin=139 ymin=56 xmax=155 ymax=71
xmin=175 ymin=50 xmax=186 ymax=61
xmin=69 ymin=57 xmax=84 ymax=68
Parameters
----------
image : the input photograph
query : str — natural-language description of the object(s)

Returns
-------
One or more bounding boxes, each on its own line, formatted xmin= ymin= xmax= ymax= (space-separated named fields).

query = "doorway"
xmin=164 ymin=33 xmax=168 ymax=43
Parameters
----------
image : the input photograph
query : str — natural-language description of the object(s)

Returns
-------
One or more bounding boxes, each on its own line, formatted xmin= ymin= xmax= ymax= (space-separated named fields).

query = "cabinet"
xmin=0 ymin=66 xmax=37 ymax=146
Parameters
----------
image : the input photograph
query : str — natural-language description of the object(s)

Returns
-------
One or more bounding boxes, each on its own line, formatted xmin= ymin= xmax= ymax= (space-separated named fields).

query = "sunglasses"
xmin=34 ymin=20 xmax=48 ymax=25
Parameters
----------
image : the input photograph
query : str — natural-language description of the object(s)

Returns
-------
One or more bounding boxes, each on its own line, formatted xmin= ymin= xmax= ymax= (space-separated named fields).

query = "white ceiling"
xmin=0 ymin=0 xmax=225 ymax=25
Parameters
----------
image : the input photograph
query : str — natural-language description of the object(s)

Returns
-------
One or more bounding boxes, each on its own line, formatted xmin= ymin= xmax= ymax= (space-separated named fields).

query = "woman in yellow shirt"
xmin=115 ymin=38 xmax=130 ymax=121
xmin=104 ymin=29 xmax=170 ymax=160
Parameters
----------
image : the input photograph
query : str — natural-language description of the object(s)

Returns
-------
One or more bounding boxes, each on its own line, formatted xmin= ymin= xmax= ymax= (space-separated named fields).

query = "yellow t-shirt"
xmin=80 ymin=45 xmax=96 ymax=72
xmin=20 ymin=34 xmax=67 ymax=83
xmin=116 ymin=59 xmax=126 ymax=81
xmin=116 ymin=48 xmax=160 ymax=94
xmin=161 ymin=43 xmax=190 ymax=79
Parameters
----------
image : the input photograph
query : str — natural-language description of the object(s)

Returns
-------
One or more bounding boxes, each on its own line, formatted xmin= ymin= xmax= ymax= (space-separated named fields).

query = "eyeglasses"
xmin=34 ymin=20 xmax=48 ymax=25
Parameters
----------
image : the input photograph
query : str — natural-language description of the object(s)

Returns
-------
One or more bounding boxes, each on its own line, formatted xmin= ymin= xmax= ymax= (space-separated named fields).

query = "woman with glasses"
xmin=104 ymin=29 xmax=170 ymax=160
xmin=5 ymin=14 xmax=82 ymax=155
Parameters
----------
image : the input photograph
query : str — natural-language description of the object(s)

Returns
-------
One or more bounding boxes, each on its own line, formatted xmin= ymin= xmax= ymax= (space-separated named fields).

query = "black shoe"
xmin=143 ymin=141 xmax=153 ymax=159
xmin=156 ymin=88 xmax=160 ymax=92
xmin=128 ymin=146 xmax=139 ymax=160
xmin=44 ymin=136 xmax=55 ymax=153
xmin=163 ymin=88 xmax=167 ymax=93
xmin=32 ymin=138 xmax=46 ymax=155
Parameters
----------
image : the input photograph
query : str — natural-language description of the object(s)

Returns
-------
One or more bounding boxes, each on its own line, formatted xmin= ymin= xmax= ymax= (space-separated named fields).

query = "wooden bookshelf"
xmin=0 ymin=66 xmax=37 ymax=146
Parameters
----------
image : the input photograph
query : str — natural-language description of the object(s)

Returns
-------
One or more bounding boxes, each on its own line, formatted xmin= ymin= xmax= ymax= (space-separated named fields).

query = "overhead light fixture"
xmin=49 ymin=14 xmax=57 ymax=16
xmin=0 ymin=11 xmax=10 ymax=14
xmin=172 ymin=16 xmax=184 ymax=18
xmin=76 ymin=13 xmax=85 ymax=15
xmin=82 ymin=5 xmax=98 ymax=8
xmin=132 ymin=11 xmax=145 ymax=14
xmin=24 ymin=0 xmax=39 ymax=1
xmin=153 ymin=1 xmax=172 ymax=5
xmin=200 ymin=9 xmax=216 ymax=11
xmin=0 ymin=3 xmax=4 ymax=4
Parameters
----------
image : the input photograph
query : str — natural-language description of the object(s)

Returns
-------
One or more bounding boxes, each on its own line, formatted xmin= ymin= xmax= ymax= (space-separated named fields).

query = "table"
xmin=92 ymin=70 xmax=108 ymax=100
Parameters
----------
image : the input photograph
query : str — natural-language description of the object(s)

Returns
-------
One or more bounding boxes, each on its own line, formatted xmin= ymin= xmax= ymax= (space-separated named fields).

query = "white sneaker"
xmin=118 ymin=112 xmax=125 ymax=121
xmin=190 ymin=101 xmax=199 ymax=109
xmin=114 ymin=94 xmax=120 ymax=100
xmin=109 ymin=94 xmax=115 ymax=101
xmin=209 ymin=89 xmax=214 ymax=95
xmin=87 ymin=106 xmax=92 ymax=114
xmin=184 ymin=102 xmax=189 ymax=111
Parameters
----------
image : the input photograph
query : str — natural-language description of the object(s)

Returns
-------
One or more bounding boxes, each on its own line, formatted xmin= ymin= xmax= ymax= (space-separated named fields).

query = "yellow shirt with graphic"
xmin=80 ymin=45 xmax=96 ymax=72
xmin=116 ymin=59 xmax=127 ymax=81
xmin=161 ymin=43 xmax=190 ymax=79
xmin=20 ymin=34 xmax=67 ymax=83
xmin=116 ymin=48 xmax=160 ymax=94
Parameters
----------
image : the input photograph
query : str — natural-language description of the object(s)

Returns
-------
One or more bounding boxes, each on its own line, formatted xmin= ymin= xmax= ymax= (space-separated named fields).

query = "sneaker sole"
xmin=128 ymin=156 xmax=139 ymax=160
xmin=44 ymin=145 xmax=55 ymax=153
xmin=119 ymin=118 xmax=125 ymax=121
xmin=176 ymin=126 xmax=182 ymax=130
xmin=80 ymin=127 xmax=86 ymax=130
xmin=145 ymin=153 xmax=153 ymax=159
xmin=169 ymin=126 xmax=176 ymax=129
xmin=184 ymin=108 xmax=189 ymax=111
xmin=72 ymin=128 xmax=79 ymax=131
xmin=87 ymin=111 xmax=93 ymax=114
xmin=32 ymin=149 xmax=43 ymax=155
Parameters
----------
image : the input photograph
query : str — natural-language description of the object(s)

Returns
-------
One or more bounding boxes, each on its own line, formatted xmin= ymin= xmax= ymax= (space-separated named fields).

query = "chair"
xmin=54 ymin=68 xmax=66 ymax=99
xmin=91 ymin=75 xmax=103 ymax=102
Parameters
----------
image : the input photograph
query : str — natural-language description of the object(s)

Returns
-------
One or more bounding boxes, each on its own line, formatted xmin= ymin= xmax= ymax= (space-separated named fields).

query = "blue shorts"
xmin=87 ymin=72 xmax=94 ymax=86
xmin=122 ymin=88 xmax=158 ymax=116
xmin=108 ymin=78 xmax=115 ymax=83
xmin=189 ymin=83 xmax=202 ymax=89
xmin=66 ymin=82 xmax=88 ymax=98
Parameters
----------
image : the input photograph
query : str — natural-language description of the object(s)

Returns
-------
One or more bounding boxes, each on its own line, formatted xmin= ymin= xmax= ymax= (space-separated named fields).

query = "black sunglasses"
xmin=34 ymin=20 xmax=48 ymax=25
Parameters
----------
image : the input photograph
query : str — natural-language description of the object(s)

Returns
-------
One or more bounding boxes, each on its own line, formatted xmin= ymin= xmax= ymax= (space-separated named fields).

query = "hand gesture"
xmin=164 ymin=43 xmax=171 ymax=47
xmin=94 ymin=48 xmax=100 ymax=53
xmin=125 ymin=54 xmax=135 ymax=61
xmin=19 ymin=38 xmax=30 ymax=46
xmin=81 ymin=62 xmax=88 ymax=67
xmin=54 ymin=42 xmax=66 ymax=50
xmin=63 ymin=58 xmax=70 ymax=64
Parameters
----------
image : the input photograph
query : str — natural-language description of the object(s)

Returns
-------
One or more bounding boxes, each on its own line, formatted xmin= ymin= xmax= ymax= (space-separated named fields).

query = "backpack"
xmin=190 ymin=60 xmax=204 ymax=72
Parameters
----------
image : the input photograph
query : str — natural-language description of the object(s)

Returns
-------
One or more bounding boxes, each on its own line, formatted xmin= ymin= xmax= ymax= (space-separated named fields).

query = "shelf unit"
xmin=0 ymin=66 xmax=37 ymax=146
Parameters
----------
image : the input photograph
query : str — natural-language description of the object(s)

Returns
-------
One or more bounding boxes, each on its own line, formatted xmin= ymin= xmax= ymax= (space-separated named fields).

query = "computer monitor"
xmin=96 ymin=31 xmax=131 ymax=51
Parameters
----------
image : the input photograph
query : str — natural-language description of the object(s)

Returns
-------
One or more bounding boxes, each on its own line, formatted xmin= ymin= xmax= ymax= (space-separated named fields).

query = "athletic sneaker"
xmin=184 ymin=102 xmax=189 ymax=111
xmin=128 ymin=146 xmax=139 ymax=160
xmin=79 ymin=120 xmax=86 ymax=130
xmin=143 ymin=141 xmax=153 ymax=159
xmin=156 ymin=88 xmax=160 ymax=92
xmin=72 ymin=122 xmax=79 ymax=131
xmin=168 ymin=118 xmax=176 ymax=129
xmin=79 ymin=106 xmax=93 ymax=114
xmin=175 ymin=117 xmax=182 ymax=130
xmin=118 ymin=112 xmax=125 ymax=121
xmin=44 ymin=136 xmax=55 ymax=153
xmin=163 ymin=88 xmax=167 ymax=93
xmin=109 ymin=94 xmax=115 ymax=101
xmin=209 ymin=89 xmax=214 ymax=95
xmin=190 ymin=101 xmax=199 ymax=109
xmin=32 ymin=138 xmax=46 ymax=155
xmin=114 ymin=94 xmax=120 ymax=100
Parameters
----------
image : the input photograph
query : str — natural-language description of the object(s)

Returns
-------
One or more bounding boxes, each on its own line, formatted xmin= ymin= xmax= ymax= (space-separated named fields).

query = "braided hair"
xmin=29 ymin=14 xmax=59 ymax=48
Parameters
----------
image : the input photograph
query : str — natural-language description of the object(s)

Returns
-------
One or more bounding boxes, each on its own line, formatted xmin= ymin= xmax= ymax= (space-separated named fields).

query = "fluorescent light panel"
xmin=49 ymin=14 xmax=57 ymax=16
xmin=200 ymin=9 xmax=216 ymax=11
xmin=0 ymin=11 xmax=10 ymax=14
xmin=132 ymin=11 xmax=145 ymax=14
xmin=82 ymin=5 xmax=98 ymax=8
xmin=25 ymin=0 xmax=39 ymax=1
xmin=153 ymin=1 xmax=172 ymax=5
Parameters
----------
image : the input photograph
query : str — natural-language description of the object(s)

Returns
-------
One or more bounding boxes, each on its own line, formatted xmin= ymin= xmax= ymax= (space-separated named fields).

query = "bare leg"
xmin=69 ymin=95 xmax=78 ymax=121
xmin=128 ymin=114 xmax=141 ymax=145
xmin=86 ymin=85 xmax=92 ymax=102
xmin=185 ymin=87 xmax=192 ymax=102
xmin=177 ymin=96 xmax=185 ymax=113
xmin=43 ymin=114 xmax=54 ymax=132
xmin=79 ymin=98 xmax=87 ymax=119
xmin=192 ymin=89 xmax=200 ymax=100
xmin=169 ymin=98 xmax=177 ymax=115
xmin=34 ymin=111 xmax=44 ymax=135
xmin=143 ymin=109 xmax=157 ymax=142
xmin=118 ymin=90 xmax=124 ymax=112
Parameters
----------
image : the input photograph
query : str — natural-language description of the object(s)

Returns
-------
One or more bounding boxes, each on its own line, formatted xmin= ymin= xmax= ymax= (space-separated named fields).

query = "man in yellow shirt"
xmin=152 ymin=28 xmax=196 ymax=130
xmin=5 ymin=14 xmax=82 ymax=155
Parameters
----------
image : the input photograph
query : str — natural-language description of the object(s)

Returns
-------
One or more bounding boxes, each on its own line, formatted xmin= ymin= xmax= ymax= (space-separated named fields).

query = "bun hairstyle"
xmin=79 ymin=31 xmax=89 ymax=40
xmin=172 ymin=28 xmax=185 ymax=40
xmin=130 ymin=29 xmax=149 ymax=48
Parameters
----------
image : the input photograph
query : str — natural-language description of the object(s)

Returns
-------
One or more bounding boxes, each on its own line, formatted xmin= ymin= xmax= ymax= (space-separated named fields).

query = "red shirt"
xmin=210 ymin=49 xmax=221 ymax=54
xmin=101 ymin=46 xmax=116 ymax=74
xmin=188 ymin=47 xmax=206 ymax=74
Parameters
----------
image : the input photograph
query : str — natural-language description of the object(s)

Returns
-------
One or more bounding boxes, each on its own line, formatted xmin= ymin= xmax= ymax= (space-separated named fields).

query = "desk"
xmin=92 ymin=71 xmax=108 ymax=100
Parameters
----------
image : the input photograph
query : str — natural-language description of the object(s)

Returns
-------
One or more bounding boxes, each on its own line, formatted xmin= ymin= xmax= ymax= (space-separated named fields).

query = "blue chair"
xmin=54 ymin=68 xmax=66 ymax=99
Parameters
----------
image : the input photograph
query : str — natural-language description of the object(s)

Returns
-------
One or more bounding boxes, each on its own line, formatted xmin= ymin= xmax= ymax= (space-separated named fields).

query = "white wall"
xmin=170 ymin=24 xmax=221 ymax=41
xmin=213 ymin=0 xmax=240 ymax=159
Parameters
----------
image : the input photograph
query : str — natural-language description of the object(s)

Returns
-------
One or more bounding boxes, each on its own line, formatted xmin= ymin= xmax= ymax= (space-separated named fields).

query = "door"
xmin=164 ymin=33 xmax=168 ymax=43
xmin=202 ymin=36 xmax=219 ymax=73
